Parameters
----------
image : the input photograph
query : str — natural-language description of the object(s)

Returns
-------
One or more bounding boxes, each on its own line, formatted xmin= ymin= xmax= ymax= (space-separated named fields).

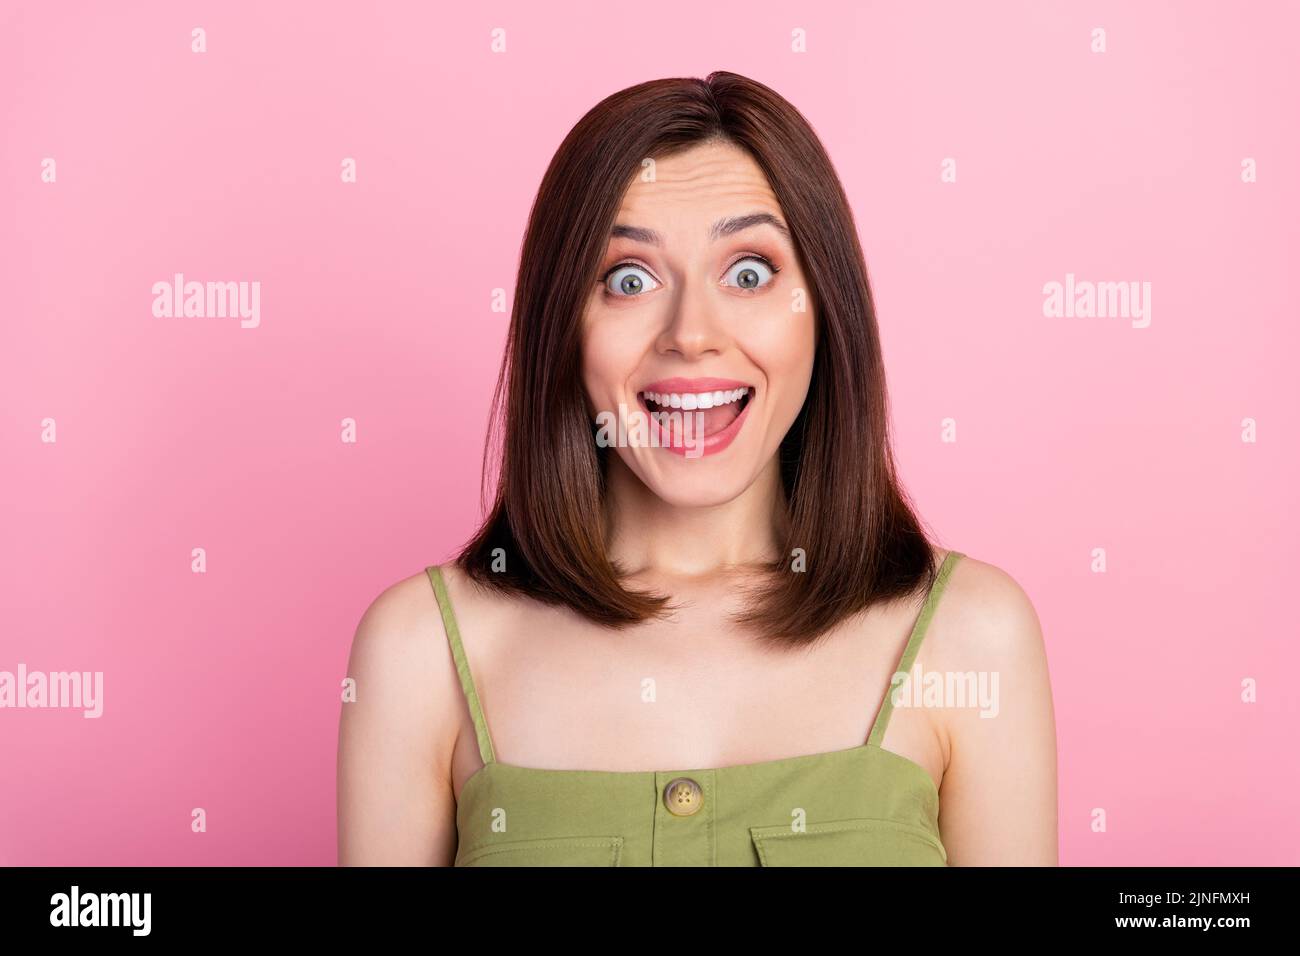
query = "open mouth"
xmin=634 ymin=381 xmax=756 ymax=457
xmin=639 ymin=386 xmax=753 ymax=438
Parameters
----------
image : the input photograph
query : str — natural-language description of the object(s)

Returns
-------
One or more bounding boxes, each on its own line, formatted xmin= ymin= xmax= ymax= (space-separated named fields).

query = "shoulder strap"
xmin=867 ymin=550 xmax=964 ymax=748
xmin=426 ymin=565 xmax=497 ymax=765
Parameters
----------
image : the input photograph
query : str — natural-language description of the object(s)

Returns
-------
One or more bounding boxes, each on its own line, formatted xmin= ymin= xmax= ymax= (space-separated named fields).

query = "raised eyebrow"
xmin=609 ymin=212 xmax=791 ymax=246
xmin=710 ymin=212 xmax=791 ymax=243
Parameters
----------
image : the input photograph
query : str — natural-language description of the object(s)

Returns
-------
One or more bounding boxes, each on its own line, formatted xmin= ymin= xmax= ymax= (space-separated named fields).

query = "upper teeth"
xmin=643 ymin=388 xmax=749 ymax=410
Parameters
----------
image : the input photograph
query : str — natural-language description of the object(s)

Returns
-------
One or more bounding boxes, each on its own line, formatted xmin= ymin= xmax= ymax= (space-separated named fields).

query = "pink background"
xmin=2 ymin=0 xmax=1296 ymax=866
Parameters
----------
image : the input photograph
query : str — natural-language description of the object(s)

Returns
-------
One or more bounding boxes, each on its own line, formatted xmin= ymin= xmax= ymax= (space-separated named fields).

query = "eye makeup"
xmin=596 ymin=251 xmax=782 ymax=300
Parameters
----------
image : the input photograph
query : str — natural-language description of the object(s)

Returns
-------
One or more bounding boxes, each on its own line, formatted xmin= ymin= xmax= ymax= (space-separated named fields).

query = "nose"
xmin=655 ymin=276 xmax=727 ymax=360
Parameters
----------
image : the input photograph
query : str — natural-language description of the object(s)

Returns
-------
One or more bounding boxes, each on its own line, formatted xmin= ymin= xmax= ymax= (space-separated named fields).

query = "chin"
xmin=631 ymin=454 xmax=760 ymax=509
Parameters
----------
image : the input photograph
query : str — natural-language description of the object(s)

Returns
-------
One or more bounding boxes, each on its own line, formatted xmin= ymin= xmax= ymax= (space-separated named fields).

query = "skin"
xmin=337 ymin=141 xmax=1058 ymax=866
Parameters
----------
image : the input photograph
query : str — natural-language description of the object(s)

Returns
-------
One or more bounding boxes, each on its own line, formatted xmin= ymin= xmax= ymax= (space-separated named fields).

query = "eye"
xmin=602 ymin=263 xmax=660 ymax=298
xmin=722 ymin=255 xmax=778 ymax=292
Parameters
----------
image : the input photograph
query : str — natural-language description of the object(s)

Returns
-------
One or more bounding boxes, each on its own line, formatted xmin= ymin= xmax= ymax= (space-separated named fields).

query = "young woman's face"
xmin=581 ymin=140 xmax=817 ymax=509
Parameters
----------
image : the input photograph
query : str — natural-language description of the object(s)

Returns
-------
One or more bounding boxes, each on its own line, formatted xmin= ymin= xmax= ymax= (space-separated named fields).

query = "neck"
xmin=603 ymin=455 xmax=787 ymax=577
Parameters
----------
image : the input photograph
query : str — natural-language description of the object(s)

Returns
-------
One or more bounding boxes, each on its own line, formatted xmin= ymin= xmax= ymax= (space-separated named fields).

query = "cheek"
xmin=747 ymin=301 xmax=817 ymax=396
xmin=581 ymin=317 xmax=644 ymax=408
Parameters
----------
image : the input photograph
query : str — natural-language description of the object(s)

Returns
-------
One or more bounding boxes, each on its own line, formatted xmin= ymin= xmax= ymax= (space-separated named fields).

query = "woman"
xmin=337 ymin=71 xmax=1057 ymax=866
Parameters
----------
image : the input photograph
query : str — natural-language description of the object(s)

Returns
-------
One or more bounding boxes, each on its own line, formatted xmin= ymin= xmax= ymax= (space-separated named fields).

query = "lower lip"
xmin=638 ymin=393 xmax=754 ymax=458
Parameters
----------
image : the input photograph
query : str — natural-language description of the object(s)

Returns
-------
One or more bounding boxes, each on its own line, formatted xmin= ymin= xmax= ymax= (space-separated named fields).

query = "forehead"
xmin=615 ymin=140 xmax=782 ymax=224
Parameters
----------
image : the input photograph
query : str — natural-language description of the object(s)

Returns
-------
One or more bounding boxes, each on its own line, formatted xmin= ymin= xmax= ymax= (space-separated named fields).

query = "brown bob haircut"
xmin=458 ymin=70 xmax=941 ymax=649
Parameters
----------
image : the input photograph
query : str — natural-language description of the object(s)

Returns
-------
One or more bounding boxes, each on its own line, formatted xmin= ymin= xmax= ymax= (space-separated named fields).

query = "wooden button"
xmin=663 ymin=777 xmax=704 ymax=816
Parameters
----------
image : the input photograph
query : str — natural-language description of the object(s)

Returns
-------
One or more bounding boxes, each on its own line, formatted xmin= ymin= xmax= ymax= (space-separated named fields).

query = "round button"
xmin=663 ymin=777 xmax=704 ymax=816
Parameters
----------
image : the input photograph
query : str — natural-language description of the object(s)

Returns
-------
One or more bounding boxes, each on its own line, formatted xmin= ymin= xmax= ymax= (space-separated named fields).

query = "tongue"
xmin=697 ymin=401 xmax=741 ymax=437
xmin=650 ymin=397 xmax=744 ymax=446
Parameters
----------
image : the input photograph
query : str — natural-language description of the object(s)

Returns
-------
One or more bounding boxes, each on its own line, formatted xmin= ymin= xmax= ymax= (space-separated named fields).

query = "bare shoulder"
xmin=344 ymin=562 xmax=509 ymax=714
xmin=344 ymin=562 xmax=527 ymax=727
xmin=924 ymin=550 xmax=1046 ymax=669
xmin=348 ymin=566 xmax=447 ymax=691
xmin=921 ymin=549 xmax=1058 ymax=864
xmin=430 ymin=560 xmax=517 ymax=623
xmin=337 ymin=564 xmax=472 ymax=865
xmin=431 ymin=560 xmax=551 ymax=645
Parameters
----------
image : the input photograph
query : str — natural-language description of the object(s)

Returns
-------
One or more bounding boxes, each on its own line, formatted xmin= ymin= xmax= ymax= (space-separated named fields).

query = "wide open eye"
xmin=722 ymin=256 xmax=777 ymax=292
xmin=603 ymin=263 xmax=661 ymax=298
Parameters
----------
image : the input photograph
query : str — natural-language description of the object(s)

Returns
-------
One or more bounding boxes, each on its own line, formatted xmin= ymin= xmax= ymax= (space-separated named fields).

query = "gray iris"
xmin=620 ymin=274 xmax=642 ymax=294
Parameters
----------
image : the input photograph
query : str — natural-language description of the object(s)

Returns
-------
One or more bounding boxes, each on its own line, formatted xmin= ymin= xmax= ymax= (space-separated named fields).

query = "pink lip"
xmin=635 ymin=384 xmax=756 ymax=459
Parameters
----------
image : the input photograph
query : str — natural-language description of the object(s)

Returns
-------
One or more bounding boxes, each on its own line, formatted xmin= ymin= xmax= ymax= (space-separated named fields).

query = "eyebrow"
xmin=610 ymin=212 xmax=791 ymax=246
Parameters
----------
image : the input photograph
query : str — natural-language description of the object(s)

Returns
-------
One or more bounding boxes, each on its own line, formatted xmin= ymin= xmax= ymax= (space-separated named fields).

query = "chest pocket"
xmin=749 ymin=817 xmax=947 ymax=867
xmin=457 ymin=835 xmax=623 ymax=867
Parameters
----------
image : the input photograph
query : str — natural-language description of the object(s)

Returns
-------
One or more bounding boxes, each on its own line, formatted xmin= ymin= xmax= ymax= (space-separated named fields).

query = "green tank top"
xmin=426 ymin=549 xmax=964 ymax=867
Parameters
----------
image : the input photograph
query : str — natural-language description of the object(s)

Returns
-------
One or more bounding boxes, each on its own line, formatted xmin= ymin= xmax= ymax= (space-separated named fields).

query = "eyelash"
xmin=599 ymin=253 xmax=781 ymax=298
